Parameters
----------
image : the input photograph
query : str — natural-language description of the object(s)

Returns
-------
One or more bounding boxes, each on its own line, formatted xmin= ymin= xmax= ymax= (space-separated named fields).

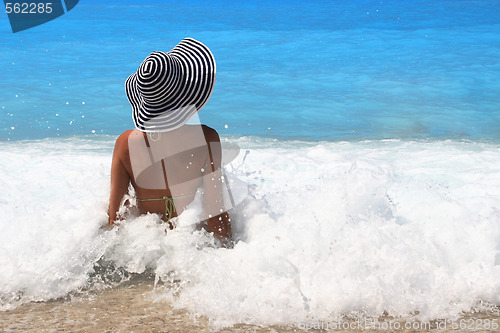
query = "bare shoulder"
xmin=113 ymin=130 xmax=134 ymax=154
xmin=116 ymin=129 xmax=134 ymax=142
xmin=201 ymin=125 xmax=220 ymax=143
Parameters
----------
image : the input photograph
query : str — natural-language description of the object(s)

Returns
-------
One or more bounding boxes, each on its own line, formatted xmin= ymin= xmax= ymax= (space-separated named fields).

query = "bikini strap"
xmin=207 ymin=140 xmax=216 ymax=173
xmin=137 ymin=194 xmax=195 ymax=221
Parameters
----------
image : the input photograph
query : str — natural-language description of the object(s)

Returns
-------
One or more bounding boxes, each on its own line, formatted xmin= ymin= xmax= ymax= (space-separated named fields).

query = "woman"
xmin=108 ymin=38 xmax=231 ymax=245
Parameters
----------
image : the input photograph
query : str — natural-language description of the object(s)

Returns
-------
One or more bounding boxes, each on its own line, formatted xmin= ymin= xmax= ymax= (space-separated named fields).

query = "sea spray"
xmin=0 ymin=137 xmax=499 ymax=327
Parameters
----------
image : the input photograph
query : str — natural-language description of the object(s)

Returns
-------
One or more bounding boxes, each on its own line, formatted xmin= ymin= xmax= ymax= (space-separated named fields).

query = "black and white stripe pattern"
xmin=125 ymin=38 xmax=216 ymax=132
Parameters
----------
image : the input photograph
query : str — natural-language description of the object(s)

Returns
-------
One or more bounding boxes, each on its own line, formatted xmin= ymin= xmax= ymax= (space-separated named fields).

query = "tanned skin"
xmin=108 ymin=125 xmax=232 ymax=246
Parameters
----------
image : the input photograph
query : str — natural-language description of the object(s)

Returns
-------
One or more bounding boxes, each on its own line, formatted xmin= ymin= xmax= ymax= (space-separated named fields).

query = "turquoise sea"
xmin=1 ymin=0 xmax=499 ymax=328
xmin=1 ymin=0 xmax=500 ymax=140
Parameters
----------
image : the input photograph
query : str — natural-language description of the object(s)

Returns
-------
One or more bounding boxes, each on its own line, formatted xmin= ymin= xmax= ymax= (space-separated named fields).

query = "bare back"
xmin=108 ymin=125 xmax=227 ymax=228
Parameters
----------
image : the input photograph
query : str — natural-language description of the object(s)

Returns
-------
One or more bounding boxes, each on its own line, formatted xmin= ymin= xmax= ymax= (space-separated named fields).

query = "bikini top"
xmin=135 ymin=131 xmax=216 ymax=227
xmin=136 ymin=194 xmax=193 ymax=227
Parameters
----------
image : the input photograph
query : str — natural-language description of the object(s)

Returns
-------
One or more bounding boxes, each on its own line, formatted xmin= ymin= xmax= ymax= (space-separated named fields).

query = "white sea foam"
xmin=0 ymin=136 xmax=499 ymax=327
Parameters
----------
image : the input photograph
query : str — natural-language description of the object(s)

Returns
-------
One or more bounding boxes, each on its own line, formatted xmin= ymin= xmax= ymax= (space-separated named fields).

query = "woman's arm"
xmin=202 ymin=126 xmax=232 ymax=246
xmin=108 ymin=132 xmax=132 ymax=224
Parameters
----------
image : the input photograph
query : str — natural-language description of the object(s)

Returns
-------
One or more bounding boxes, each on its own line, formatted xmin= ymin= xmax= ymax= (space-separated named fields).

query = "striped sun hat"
xmin=125 ymin=38 xmax=216 ymax=132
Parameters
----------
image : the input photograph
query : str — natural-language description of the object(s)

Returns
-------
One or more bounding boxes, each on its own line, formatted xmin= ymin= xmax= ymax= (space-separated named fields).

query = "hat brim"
xmin=125 ymin=38 xmax=216 ymax=132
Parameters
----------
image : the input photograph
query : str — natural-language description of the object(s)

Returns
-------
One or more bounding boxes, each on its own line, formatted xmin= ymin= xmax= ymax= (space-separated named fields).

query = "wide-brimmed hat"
xmin=125 ymin=38 xmax=216 ymax=132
